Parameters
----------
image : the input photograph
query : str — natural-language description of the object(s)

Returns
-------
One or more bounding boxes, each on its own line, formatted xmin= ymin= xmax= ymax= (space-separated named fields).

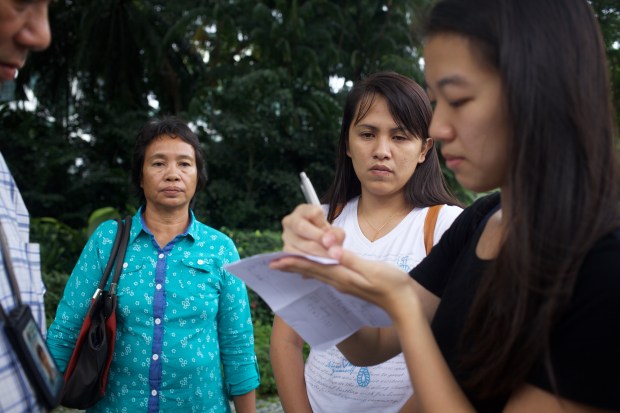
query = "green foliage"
xmin=590 ymin=0 xmax=620 ymax=123
xmin=86 ymin=207 xmax=122 ymax=237
xmin=4 ymin=0 xmax=449 ymax=231
xmin=220 ymin=227 xmax=282 ymax=327
xmin=31 ymin=217 xmax=84 ymax=275
xmin=43 ymin=270 xmax=71 ymax=326
xmin=220 ymin=227 xmax=283 ymax=259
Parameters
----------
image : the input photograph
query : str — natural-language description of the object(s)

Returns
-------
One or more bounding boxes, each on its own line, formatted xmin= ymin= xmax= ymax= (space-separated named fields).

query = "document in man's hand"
xmin=224 ymin=251 xmax=392 ymax=350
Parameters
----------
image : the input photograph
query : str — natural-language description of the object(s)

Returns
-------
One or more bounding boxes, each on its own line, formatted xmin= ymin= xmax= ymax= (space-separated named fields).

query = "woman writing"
xmin=270 ymin=72 xmax=462 ymax=412
xmin=271 ymin=0 xmax=620 ymax=411
xmin=48 ymin=117 xmax=259 ymax=412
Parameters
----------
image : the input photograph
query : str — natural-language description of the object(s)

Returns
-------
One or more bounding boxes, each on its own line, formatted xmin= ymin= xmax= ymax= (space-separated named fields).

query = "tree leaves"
xmin=3 ymin=0 xmax=618 ymax=230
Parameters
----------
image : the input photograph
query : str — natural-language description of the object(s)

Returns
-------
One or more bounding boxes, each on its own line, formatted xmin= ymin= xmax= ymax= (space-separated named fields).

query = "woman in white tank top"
xmin=270 ymin=72 xmax=462 ymax=413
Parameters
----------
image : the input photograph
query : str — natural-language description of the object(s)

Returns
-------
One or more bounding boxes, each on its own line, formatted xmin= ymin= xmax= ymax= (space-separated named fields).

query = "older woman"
xmin=48 ymin=117 xmax=259 ymax=412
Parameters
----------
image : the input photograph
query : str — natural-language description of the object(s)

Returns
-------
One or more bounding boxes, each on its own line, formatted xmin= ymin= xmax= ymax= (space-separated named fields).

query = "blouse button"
xmin=152 ymin=354 xmax=159 ymax=361
xmin=123 ymin=262 xmax=128 ymax=269
xmin=156 ymin=283 xmax=162 ymax=290
xmin=197 ymin=259 xmax=204 ymax=265
xmin=151 ymin=389 xmax=158 ymax=397
xmin=158 ymin=253 xmax=164 ymax=259
xmin=154 ymin=318 xmax=161 ymax=325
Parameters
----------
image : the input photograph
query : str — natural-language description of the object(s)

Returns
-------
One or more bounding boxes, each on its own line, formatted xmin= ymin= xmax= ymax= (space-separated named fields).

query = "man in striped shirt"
xmin=0 ymin=1 xmax=52 ymax=411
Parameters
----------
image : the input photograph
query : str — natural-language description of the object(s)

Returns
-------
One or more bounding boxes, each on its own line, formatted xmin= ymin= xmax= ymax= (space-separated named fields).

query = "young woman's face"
xmin=347 ymin=94 xmax=431 ymax=200
xmin=424 ymin=33 xmax=510 ymax=193
xmin=141 ymin=135 xmax=197 ymax=211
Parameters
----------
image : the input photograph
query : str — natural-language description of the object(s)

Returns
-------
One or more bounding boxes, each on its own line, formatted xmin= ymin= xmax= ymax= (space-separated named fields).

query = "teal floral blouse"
xmin=47 ymin=209 xmax=259 ymax=413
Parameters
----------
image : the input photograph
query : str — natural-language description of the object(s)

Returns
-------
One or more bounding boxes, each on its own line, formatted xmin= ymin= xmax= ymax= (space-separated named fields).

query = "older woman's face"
xmin=140 ymin=135 xmax=197 ymax=211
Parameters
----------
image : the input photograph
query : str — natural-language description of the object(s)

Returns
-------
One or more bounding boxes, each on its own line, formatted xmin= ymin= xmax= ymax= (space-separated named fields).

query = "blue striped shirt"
xmin=0 ymin=152 xmax=46 ymax=413
xmin=47 ymin=208 xmax=260 ymax=412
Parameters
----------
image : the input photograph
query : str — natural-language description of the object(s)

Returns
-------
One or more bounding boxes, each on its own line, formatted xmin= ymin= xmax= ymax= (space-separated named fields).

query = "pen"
xmin=299 ymin=172 xmax=321 ymax=206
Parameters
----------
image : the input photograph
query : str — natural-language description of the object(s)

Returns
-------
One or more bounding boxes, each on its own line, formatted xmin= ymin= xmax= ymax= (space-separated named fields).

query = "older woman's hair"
xmin=131 ymin=116 xmax=208 ymax=207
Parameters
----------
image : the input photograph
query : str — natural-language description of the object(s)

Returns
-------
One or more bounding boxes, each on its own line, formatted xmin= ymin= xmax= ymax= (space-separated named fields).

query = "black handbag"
xmin=60 ymin=216 xmax=132 ymax=409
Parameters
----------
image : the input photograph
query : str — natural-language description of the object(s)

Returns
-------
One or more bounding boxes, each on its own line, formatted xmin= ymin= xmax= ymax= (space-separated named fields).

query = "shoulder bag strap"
xmin=93 ymin=218 xmax=123 ymax=299
xmin=0 ymin=221 xmax=22 ymax=309
xmin=424 ymin=205 xmax=443 ymax=256
xmin=109 ymin=216 xmax=132 ymax=296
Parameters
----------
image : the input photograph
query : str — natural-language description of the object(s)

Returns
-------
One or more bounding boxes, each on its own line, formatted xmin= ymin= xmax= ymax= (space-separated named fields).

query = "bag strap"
xmin=109 ymin=216 xmax=132 ymax=296
xmin=0 ymin=221 xmax=23 ymax=309
xmin=93 ymin=216 xmax=131 ymax=299
xmin=424 ymin=205 xmax=443 ymax=256
xmin=95 ymin=218 xmax=123 ymax=294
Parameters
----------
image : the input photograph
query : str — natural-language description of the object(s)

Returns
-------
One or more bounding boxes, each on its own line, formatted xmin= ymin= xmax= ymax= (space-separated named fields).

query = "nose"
xmin=372 ymin=135 xmax=391 ymax=159
xmin=16 ymin=3 xmax=52 ymax=52
xmin=165 ymin=165 xmax=181 ymax=181
xmin=428 ymin=105 xmax=454 ymax=144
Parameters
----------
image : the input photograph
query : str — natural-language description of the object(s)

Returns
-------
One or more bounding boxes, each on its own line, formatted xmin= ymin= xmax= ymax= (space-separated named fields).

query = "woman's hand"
xmin=281 ymin=204 xmax=344 ymax=257
xmin=270 ymin=244 xmax=418 ymax=319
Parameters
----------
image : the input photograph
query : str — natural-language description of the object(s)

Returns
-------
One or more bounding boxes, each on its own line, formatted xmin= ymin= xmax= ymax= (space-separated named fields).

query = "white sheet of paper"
xmin=224 ymin=251 xmax=392 ymax=350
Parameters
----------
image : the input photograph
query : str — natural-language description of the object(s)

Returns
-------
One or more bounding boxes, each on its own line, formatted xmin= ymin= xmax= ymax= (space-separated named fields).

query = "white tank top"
xmin=305 ymin=197 xmax=462 ymax=412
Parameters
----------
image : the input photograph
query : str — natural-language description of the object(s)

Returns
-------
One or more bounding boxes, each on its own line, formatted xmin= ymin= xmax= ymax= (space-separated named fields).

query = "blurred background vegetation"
xmin=1 ymin=0 xmax=619 ymax=398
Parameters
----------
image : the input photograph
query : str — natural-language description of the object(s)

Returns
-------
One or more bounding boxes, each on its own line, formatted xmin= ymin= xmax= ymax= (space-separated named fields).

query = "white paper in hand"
xmin=224 ymin=251 xmax=392 ymax=350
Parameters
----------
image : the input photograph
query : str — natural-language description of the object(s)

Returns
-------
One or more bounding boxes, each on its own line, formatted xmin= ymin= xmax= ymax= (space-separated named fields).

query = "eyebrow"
xmin=436 ymin=74 xmax=471 ymax=89
xmin=354 ymin=124 xmax=407 ymax=133
xmin=147 ymin=153 xmax=195 ymax=160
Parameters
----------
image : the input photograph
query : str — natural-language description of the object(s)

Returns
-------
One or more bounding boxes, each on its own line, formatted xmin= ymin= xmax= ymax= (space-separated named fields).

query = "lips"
xmin=370 ymin=165 xmax=393 ymax=173
xmin=0 ymin=63 xmax=19 ymax=82
xmin=161 ymin=186 xmax=183 ymax=194
xmin=443 ymin=154 xmax=464 ymax=169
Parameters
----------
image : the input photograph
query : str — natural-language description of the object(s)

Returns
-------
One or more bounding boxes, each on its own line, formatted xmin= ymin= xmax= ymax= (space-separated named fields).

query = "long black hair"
xmin=322 ymin=71 xmax=459 ymax=222
xmin=425 ymin=0 xmax=620 ymax=398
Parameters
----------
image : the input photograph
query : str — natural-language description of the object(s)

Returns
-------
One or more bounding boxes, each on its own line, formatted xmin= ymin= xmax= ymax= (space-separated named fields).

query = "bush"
xmin=31 ymin=217 xmax=85 ymax=275
xmin=220 ymin=227 xmax=282 ymax=259
xmin=222 ymin=228 xmax=282 ymax=327
xmin=43 ymin=270 xmax=70 ymax=326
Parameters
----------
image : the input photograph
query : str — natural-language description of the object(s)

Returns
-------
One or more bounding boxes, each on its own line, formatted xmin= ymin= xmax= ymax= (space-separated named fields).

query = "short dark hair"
xmin=131 ymin=116 xmax=208 ymax=207
xmin=323 ymin=71 xmax=459 ymax=222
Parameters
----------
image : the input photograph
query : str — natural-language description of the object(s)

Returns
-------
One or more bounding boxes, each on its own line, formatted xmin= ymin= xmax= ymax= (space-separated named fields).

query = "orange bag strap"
xmin=424 ymin=205 xmax=443 ymax=255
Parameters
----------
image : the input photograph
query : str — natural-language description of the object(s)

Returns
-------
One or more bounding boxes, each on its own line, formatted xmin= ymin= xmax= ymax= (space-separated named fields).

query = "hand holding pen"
xmin=272 ymin=173 xmax=345 ymax=267
xmin=274 ymin=172 xmax=344 ymax=258
xmin=300 ymin=172 xmax=321 ymax=206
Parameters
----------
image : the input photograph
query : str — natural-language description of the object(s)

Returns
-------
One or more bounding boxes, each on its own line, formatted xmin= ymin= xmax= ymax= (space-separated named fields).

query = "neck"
xmin=358 ymin=191 xmax=409 ymax=214
xmin=357 ymin=192 xmax=411 ymax=242
xmin=143 ymin=204 xmax=190 ymax=247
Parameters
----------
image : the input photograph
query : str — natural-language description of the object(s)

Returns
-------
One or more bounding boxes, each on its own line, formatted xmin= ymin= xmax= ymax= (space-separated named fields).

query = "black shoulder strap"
xmin=0 ymin=221 xmax=22 ymax=308
xmin=109 ymin=216 xmax=132 ymax=296
xmin=96 ymin=218 xmax=123 ymax=292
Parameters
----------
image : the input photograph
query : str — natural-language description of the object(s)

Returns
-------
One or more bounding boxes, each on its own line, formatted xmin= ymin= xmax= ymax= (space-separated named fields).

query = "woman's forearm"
xmin=392 ymin=298 xmax=474 ymax=413
xmin=232 ymin=390 xmax=256 ymax=413
xmin=336 ymin=326 xmax=401 ymax=366
xmin=270 ymin=317 xmax=313 ymax=413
